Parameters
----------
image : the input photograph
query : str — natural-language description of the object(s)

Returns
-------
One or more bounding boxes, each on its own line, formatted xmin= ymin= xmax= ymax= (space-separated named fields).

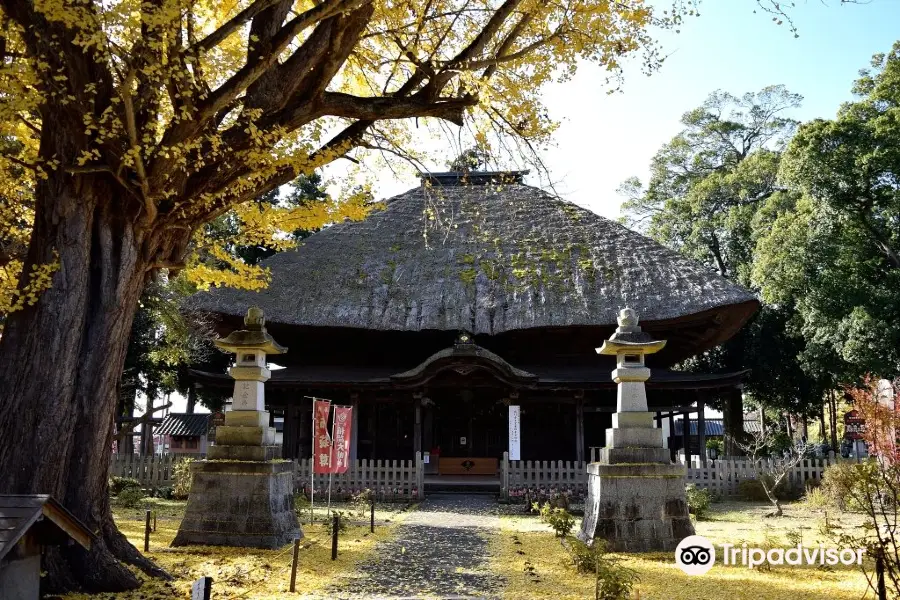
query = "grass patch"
xmin=490 ymin=501 xmax=872 ymax=599
xmin=62 ymin=501 xmax=399 ymax=599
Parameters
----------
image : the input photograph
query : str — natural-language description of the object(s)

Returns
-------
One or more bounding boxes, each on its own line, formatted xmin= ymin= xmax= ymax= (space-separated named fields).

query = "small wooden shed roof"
xmin=0 ymin=495 xmax=92 ymax=563
xmin=156 ymin=413 xmax=213 ymax=437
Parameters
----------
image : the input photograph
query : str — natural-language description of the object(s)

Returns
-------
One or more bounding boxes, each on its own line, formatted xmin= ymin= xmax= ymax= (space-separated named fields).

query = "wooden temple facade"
xmin=190 ymin=171 xmax=758 ymax=471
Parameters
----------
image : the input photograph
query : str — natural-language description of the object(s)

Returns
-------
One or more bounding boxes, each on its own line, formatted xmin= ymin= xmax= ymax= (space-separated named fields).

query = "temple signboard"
xmin=844 ymin=410 xmax=866 ymax=440
xmin=508 ymin=405 xmax=521 ymax=461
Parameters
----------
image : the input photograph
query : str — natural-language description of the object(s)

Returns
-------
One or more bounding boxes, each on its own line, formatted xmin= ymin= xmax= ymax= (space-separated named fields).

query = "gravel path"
xmin=326 ymin=494 xmax=504 ymax=599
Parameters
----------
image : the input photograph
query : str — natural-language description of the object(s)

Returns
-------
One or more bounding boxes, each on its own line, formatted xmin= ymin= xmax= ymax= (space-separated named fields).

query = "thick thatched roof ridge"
xmin=189 ymin=181 xmax=756 ymax=334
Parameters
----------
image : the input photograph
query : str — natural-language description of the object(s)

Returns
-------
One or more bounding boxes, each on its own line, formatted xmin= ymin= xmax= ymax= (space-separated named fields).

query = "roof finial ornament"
xmin=244 ymin=306 xmax=265 ymax=330
xmin=617 ymin=307 xmax=640 ymax=333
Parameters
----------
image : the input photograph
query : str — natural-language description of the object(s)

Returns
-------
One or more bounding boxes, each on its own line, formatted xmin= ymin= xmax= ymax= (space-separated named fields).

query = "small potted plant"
xmin=706 ymin=438 xmax=723 ymax=460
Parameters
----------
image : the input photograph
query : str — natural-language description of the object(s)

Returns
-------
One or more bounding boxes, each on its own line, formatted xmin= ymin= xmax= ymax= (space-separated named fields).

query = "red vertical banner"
xmin=313 ymin=399 xmax=332 ymax=474
xmin=330 ymin=406 xmax=353 ymax=474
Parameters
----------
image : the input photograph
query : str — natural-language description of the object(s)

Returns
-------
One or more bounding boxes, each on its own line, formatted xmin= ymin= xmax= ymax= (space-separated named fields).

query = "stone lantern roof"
xmin=214 ymin=307 xmax=287 ymax=355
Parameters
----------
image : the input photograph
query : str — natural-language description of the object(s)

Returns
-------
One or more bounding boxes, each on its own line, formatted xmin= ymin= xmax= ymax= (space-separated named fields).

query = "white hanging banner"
xmin=508 ymin=405 xmax=521 ymax=461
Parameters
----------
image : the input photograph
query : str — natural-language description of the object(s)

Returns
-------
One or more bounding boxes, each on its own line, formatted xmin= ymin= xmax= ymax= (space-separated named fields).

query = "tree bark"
xmin=723 ymin=387 xmax=744 ymax=457
xmin=0 ymin=168 xmax=166 ymax=592
xmin=829 ymin=391 xmax=839 ymax=451
xmin=819 ymin=406 xmax=827 ymax=444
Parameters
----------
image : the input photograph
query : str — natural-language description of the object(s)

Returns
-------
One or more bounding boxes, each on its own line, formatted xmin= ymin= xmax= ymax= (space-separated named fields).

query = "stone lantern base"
xmin=172 ymin=460 xmax=300 ymax=548
xmin=577 ymin=448 xmax=694 ymax=552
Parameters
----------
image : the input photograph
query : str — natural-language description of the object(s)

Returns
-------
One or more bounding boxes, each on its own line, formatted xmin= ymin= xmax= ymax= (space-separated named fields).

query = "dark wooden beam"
xmin=413 ymin=396 xmax=422 ymax=458
xmin=697 ymin=399 xmax=707 ymax=467
xmin=668 ymin=411 xmax=676 ymax=462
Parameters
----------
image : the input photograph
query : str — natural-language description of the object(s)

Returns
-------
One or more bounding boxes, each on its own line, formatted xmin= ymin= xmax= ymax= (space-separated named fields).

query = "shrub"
xmin=738 ymin=475 xmax=801 ymax=502
xmin=152 ymin=486 xmax=174 ymax=500
xmin=569 ymin=538 xmax=639 ymax=600
xmin=109 ymin=476 xmax=141 ymax=496
xmin=323 ymin=511 xmax=349 ymax=536
xmin=685 ymin=484 xmax=712 ymax=520
xmin=172 ymin=458 xmax=194 ymax=500
xmin=117 ymin=486 xmax=146 ymax=508
xmin=534 ymin=501 xmax=576 ymax=537
xmin=352 ymin=488 xmax=375 ymax=518
xmin=738 ymin=478 xmax=770 ymax=501
xmin=801 ymin=486 xmax=830 ymax=511
xmin=820 ymin=462 xmax=865 ymax=511
xmin=705 ymin=439 xmax=723 ymax=453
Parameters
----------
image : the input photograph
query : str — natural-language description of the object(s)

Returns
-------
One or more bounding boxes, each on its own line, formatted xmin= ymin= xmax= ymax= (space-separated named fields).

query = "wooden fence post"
xmin=331 ymin=514 xmax=339 ymax=561
xmin=144 ymin=510 xmax=151 ymax=552
xmin=289 ymin=538 xmax=301 ymax=593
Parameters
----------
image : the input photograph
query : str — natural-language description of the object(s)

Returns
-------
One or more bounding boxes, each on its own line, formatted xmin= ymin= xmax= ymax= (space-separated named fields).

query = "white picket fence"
xmin=110 ymin=453 xmax=425 ymax=500
xmin=685 ymin=457 xmax=837 ymax=497
xmin=294 ymin=454 xmax=425 ymax=501
xmin=501 ymin=452 xmax=588 ymax=501
xmin=112 ymin=452 xmax=837 ymax=502
xmin=110 ymin=453 xmax=188 ymax=488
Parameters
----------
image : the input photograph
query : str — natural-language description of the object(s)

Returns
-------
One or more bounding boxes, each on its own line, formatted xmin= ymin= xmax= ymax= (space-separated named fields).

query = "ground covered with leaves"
xmin=490 ymin=500 xmax=872 ymax=599
xmin=62 ymin=499 xmax=402 ymax=600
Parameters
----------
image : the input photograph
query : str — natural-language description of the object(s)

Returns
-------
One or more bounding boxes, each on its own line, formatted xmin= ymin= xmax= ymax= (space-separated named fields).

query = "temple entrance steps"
xmin=424 ymin=474 xmax=501 ymax=494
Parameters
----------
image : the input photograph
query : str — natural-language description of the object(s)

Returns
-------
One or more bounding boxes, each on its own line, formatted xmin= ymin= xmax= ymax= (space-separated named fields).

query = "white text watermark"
xmin=675 ymin=535 xmax=866 ymax=575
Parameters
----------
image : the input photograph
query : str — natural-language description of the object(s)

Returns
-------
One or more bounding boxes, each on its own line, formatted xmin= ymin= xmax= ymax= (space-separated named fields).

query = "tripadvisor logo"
xmin=675 ymin=535 xmax=716 ymax=575
xmin=675 ymin=535 xmax=866 ymax=575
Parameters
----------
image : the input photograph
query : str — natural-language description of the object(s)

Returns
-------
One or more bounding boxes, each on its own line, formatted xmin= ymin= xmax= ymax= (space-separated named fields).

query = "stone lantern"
xmin=173 ymin=307 xmax=300 ymax=548
xmin=577 ymin=307 xmax=694 ymax=552
xmin=210 ymin=306 xmax=285 ymax=457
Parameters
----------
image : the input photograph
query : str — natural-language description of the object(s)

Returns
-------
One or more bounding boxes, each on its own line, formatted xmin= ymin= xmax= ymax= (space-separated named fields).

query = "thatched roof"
xmin=190 ymin=174 xmax=756 ymax=335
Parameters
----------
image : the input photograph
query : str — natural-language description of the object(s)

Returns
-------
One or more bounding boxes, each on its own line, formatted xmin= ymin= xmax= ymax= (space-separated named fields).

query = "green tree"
xmin=754 ymin=42 xmax=900 ymax=381
xmin=621 ymin=86 xmax=828 ymax=424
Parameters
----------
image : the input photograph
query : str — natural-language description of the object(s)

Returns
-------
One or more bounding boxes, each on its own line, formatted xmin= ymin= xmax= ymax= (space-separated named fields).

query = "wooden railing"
xmin=110 ymin=453 xmax=188 ymax=488
xmin=500 ymin=452 xmax=588 ymax=501
xmin=685 ymin=457 xmax=838 ymax=497
xmin=110 ymin=453 xmax=425 ymax=501
xmin=294 ymin=453 xmax=425 ymax=502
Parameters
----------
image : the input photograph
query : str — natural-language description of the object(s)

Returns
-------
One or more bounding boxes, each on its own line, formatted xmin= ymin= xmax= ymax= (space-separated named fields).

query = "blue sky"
xmin=537 ymin=0 xmax=900 ymax=218
xmin=361 ymin=0 xmax=900 ymax=219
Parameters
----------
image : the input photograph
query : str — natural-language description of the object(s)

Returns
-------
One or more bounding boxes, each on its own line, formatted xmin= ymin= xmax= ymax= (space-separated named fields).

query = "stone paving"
xmin=326 ymin=494 xmax=504 ymax=599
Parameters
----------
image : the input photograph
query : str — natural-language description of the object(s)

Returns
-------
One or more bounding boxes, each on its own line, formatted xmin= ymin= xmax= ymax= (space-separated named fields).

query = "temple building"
xmin=189 ymin=171 xmax=757 ymax=471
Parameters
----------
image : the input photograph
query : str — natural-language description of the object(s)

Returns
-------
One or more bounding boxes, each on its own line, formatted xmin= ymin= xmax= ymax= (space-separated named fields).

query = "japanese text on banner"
xmin=330 ymin=406 xmax=353 ymax=474
xmin=313 ymin=399 xmax=332 ymax=474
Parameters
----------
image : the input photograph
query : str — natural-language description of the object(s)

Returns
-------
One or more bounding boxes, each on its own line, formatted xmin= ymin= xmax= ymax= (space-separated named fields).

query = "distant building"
xmin=156 ymin=413 xmax=213 ymax=456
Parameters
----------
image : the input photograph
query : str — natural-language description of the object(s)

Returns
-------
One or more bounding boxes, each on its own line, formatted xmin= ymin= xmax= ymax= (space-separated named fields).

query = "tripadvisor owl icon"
xmin=675 ymin=535 xmax=716 ymax=575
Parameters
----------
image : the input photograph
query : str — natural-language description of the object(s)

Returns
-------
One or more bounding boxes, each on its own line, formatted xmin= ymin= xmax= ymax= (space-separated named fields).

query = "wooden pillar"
xmin=575 ymin=393 xmax=585 ymax=464
xmin=423 ymin=402 xmax=433 ymax=454
xmin=682 ymin=410 xmax=691 ymax=466
xmin=413 ymin=395 xmax=423 ymax=458
xmin=697 ymin=398 xmax=707 ymax=467
xmin=668 ymin=411 xmax=676 ymax=462
xmin=350 ymin=393 xmax=359 ymax=463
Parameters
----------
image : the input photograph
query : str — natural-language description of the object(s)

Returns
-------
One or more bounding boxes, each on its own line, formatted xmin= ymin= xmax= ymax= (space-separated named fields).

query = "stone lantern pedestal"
xmin=577 ymin=308 xmax=694 ymax=552
xmin=172 ymin=308 xmax=300 ymax=548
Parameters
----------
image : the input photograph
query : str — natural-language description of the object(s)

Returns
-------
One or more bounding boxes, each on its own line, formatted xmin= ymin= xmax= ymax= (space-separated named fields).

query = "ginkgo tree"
xmin=0 ymin=0 xmax=801 ymax=593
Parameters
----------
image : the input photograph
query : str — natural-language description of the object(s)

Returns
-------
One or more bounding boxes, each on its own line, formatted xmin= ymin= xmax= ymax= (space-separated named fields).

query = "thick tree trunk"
xmin=0 ymin=170 xmax=166 ymax=592
xmin=723 ymin=387 xmax=744 ymax=457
